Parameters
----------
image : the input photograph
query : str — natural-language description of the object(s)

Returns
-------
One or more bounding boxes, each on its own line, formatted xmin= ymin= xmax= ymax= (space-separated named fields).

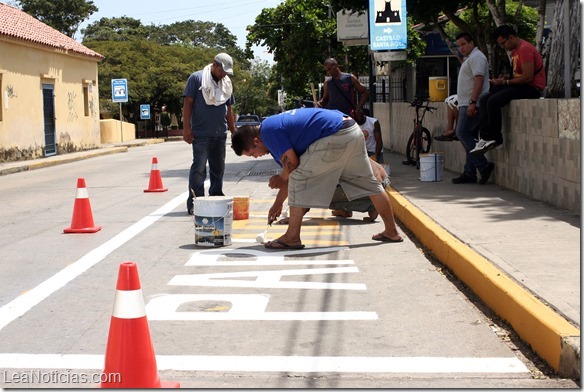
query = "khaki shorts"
xmin=288 ymin=123 xmax=383 ymax=208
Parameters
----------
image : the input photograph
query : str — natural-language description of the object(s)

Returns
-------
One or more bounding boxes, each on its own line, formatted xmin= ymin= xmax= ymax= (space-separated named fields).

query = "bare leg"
xmin=443 ymin=106 xmax=459 ymax=137
xmin=368 ymin=192 xmax=402 ymax=241
xmin=363 ymin=209 xmax=378 ymax=222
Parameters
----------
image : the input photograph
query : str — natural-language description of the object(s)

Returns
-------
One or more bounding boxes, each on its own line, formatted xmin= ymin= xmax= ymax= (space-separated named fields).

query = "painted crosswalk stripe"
xmin=0 ymin=354 xmax=529 ymax=373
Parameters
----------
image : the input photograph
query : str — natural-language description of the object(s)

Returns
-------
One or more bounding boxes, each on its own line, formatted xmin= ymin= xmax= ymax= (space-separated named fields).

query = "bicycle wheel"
xmin=406 ymin=127 xmax=432 ymax=167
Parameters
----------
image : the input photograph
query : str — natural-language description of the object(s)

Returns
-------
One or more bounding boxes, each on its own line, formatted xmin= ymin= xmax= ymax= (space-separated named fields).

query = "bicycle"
xmin=402 ymin=100 xmax=436 ymax=168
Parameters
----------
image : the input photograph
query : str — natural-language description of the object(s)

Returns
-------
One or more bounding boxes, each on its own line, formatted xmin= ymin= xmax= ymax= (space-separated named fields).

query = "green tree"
xmin=83 ymin=17 xmax=249 ymax=68
xmin=234 ymin=59 xmax=279 ymax=116
xmin=444 ymin=2 xmax=538 ymax=76
xmin=17 ymin=0 xmax=97 ymax=38
xmin=247 ymin=0 xmax=343 ymax=97
xmin=247 ymin=0 xmax=426 ymax=99
xmin=84 ymin=39 xmax=206 ymax=123
xmin=81 ymin=16 xmax=151 ymax=42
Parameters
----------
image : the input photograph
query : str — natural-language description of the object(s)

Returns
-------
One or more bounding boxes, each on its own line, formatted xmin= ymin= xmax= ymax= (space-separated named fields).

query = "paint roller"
xmin=255 ymin=223 xmax=271 ymax=243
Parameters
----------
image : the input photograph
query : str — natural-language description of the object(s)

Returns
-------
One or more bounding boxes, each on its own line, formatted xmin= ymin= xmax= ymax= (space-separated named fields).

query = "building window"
xmin=83 ymin=84 xmax=90 ymax=117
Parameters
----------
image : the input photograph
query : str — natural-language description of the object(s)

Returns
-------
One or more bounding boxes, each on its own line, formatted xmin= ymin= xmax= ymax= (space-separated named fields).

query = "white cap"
xmin=214 ymin=53 xmax=234 ymax=75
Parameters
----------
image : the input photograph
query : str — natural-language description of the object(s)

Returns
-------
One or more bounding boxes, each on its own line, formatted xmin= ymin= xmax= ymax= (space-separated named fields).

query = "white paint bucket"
xmin=194 ymin=196 xmax=233 ymax=247
xmin=419 ymin=153 xmax=444 ymax=182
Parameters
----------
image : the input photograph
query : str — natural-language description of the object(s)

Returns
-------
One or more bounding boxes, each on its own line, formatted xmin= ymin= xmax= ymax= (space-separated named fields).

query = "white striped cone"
xmin=63 ymin=178 xmax=101 ymax=233
xmin=101 ymin=262 xmax=179 ymax=388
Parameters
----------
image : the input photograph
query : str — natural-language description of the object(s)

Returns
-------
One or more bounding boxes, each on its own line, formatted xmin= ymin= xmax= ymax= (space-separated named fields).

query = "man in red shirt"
xmin=470 ymin=25 xmax=546 ymax=155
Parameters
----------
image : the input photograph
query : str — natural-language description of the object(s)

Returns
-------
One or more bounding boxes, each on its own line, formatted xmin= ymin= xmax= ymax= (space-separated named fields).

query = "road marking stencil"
xmin=0 ymin=191 xmax=189 ymax=333
xmin=0 ymin=354 xmax=529 ymax=374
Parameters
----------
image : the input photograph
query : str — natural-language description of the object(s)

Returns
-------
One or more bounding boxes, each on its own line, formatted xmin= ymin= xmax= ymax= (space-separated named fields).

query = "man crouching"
xmin=231 ymin=108 xmax=403 ymax=250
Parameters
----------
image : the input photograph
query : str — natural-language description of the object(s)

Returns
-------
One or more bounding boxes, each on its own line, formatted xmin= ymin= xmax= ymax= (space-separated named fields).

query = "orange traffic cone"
xmin=144 ymin=157 xmax=168 ymax=192
xmin=63 ymin=178 xmax=101 ymax=234
xmin=101 ymin=262 xmax=179 ymax=388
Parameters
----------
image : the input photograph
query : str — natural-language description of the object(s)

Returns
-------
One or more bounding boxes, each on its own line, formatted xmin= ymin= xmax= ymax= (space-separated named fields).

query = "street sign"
xmin=369 ymin=0 xmax=408 ymax=51
xmin=140 ymin=104 xmax=151 ymax=120
xmin=111 ymin=79 xmax=128 ymax=103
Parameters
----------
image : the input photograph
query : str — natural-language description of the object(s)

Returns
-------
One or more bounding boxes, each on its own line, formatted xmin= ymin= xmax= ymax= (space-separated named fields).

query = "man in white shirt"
xmin=353 ymin=110 xmax=384 ymax=163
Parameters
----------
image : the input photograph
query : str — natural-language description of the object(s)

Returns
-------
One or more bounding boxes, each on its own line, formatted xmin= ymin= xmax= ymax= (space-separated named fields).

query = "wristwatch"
xmin=469 ymin=99 xmax=477 ymax=105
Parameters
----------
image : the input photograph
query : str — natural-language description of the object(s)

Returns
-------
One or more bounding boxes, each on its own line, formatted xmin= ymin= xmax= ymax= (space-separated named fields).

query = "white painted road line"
xmin=0 ymin=191 xmax=189 ymax=332
xmin=0 ymin=354 xmax=529 ymax=373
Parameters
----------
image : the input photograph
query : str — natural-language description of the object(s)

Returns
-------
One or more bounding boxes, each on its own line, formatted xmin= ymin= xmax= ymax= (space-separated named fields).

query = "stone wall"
xmin=379 ymin=98 xmax=581 ymax=214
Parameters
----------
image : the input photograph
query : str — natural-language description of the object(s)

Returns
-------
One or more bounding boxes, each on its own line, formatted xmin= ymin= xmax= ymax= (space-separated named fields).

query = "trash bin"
xmin=429 ymin=76 xmax=448 ymax=102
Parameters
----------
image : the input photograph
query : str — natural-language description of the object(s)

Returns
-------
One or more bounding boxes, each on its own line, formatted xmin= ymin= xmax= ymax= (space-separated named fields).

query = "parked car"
xmin=235 ymin=115 xmax=261 ymax=128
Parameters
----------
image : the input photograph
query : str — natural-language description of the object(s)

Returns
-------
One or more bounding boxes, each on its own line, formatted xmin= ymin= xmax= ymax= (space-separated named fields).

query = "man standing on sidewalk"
xmin=451 ymin=33 xmax=494 ymax=184
xmin=182 ymin=53 xmax=237 ymax=215
xmin=317 ymin=58 xmax=369 ymax=116
xmin=470 ymin=24 xmax=545 ymax=155
xmin=231 ymin=108 xmax=403 ymax=249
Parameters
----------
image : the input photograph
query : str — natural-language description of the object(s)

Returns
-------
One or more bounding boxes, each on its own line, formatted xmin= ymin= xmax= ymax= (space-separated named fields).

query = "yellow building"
xmin=0 ymin=3 xmax=104 ymax=162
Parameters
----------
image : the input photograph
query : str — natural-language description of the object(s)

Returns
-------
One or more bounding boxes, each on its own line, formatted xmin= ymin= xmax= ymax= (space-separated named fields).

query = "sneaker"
xmin=452 ymin=174 xmax=477 ymax=184
xmin=470 ymin=139 xmax=498 ymax=155
xmin=187 ymin=207 xmax=194 ymax=215
xmin=479 ymin=162 xmax=495 ymax=184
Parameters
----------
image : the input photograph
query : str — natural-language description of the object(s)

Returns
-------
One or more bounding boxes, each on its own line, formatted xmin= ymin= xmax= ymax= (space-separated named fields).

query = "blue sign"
xmin=369 ymin=0 xmax=408 ymax=51
xmin=111 ymin=79 xmax=128 ymax=103
xmin=140 ymin=104 xmax=150 ymax=120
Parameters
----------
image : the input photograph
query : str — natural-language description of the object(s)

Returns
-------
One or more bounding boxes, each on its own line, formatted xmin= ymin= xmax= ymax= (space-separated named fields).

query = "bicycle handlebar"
xmin=410 ymin=101 xmax=438 ymax=111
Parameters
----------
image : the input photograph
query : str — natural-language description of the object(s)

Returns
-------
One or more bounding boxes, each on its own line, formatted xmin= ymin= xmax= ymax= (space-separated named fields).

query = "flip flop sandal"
xmin=372 ymin=232 xmax=404 ymax=243
xmin=264 ymin=239 xmax=305 ymax=250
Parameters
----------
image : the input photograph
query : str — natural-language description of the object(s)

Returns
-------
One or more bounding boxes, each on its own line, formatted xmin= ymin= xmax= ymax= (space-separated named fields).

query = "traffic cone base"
xmin=144 ymin=157 xmax=168 ymax=192
xmin=64 ymin=178 xmax=101 ymax=234
xmin=101 ymin=262 xmax=179 ymax=388
xmin=64 ymin=225 xmax=102 ymax=234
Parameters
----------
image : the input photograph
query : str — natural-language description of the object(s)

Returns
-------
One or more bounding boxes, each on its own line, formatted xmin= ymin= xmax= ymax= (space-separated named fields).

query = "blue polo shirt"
xmin=260 ymin=108 xmax=345 ymax=166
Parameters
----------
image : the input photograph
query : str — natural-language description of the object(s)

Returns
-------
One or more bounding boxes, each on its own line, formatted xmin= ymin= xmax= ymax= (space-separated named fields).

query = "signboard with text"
xmin=140 ymin=104 xmax=150 ymax=120
xmin=111 ymin=79 xmax=128 ymax=103
xmin=368 ymin=0 xmax=407 ymax=51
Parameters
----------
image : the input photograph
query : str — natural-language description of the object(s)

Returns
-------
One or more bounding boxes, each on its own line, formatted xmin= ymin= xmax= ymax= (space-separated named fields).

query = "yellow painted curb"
xmin=387 ymin=186 xmax=579 ymax=375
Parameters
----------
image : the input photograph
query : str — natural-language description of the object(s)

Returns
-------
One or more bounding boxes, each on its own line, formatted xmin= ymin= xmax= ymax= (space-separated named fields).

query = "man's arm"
xmin=182 ymin=96 xmax=193 ymax=144
xmin=268 ymin=148 xmax=299 ymax=189
xmin=226 ymin=105 xmax=236 ymax=134
xmin=268 ymin=184 xmax=289 ymax=224
xmin=373 ymin=120 xmax=383 ymax=158
xmin=467 ymin=75 xmax=485 ymax=116
xmin=318 ymin=81 xmax=329 ymax=108
xmin=351 ymin=75 xmax=369 ymax=112
xmin=280 ymin=148 xmax=299 ymax=178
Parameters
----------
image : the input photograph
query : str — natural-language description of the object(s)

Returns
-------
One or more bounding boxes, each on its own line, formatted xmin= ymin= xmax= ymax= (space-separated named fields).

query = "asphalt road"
xmin=0 ymin=140 xmax=577 ymax=388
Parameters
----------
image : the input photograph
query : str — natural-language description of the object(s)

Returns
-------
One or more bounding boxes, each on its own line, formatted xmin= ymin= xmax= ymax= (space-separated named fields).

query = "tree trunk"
xmin=544 ymin=0 xmax=581 ymax=97
xmin=535 ymin=0 xmax=547 ymax=52
xmin=486 ymin=0 xmax=506 ymax=26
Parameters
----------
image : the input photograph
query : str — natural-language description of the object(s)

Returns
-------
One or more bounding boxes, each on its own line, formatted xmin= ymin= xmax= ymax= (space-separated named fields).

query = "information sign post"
xmin=111 ymin=79 xmax=129 ymax=142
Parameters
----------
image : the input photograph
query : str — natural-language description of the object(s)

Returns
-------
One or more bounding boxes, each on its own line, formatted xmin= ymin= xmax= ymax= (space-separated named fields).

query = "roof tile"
xmin=0 ymin=2 xmax=103 ymax=60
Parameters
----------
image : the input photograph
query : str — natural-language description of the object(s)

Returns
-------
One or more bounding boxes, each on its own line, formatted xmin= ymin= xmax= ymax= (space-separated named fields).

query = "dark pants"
xmin=187 ymin=135 xmax=227 ymax=209
xmin=478 ymin=85 xmax=541 ymax=143
xmin=456 ymin=106 xmax=490 ymax=179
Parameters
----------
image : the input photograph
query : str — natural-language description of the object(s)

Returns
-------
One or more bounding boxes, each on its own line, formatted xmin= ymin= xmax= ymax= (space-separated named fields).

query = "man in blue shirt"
xmin=183 ymin=53 xmax=236 ymax=215
xmin=232 ymin=108 xmax=403 ymax=249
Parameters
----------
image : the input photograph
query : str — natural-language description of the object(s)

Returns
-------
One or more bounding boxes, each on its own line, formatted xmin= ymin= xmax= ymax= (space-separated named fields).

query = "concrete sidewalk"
xmin=384 ymin=151 xmax=580 ymax=379
xmin=0 ymin=138 xmax=165 ymax=176
xmin=0 ymin=142 xmax=579 ymax=378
